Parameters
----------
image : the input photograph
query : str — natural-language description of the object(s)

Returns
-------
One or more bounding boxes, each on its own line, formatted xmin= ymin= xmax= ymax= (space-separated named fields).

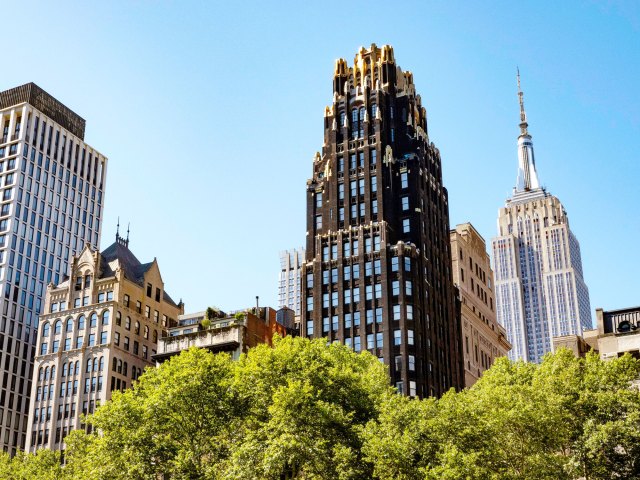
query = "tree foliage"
xmin=9 ymin=341 xmax=640 ymax=479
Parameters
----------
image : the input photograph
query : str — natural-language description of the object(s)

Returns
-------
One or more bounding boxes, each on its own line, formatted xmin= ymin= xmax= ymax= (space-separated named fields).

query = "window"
xmin=375 ymin=307 xmax=383 ymax=323
xmin=142 ymin=345 xmax=148 ymax=359
xmin=316 ymin=192 xmax=322 ymax=208
xmin=332 ymin=316 xmax=338 ymax=331
xmin=371 ymin=176 xmax=377 ymax=192
xmin=42 ymin=322 xmax=50 ymax=337
xmin=323 ymin=317 xmax=329 ymax=333
xmin=376 ymin=332 xmax=383 ymax=349
xmin=406 ymin=281 xmax=413 ymax=296
xmin=408 ymin=329 xmax=414 ymax=345
xmin=404 ymin=258 xmax=411 ymax=272
xmin=402 ymin=218 xmax=410 ymax=233
xmin=354 ymin=337 xmax=361 ymax=352
xmin=136 ymin=301 xmax=142 ymax=314
xmin=88 ymin=334 xmax=95 ymax=347
xmin=353 ymin=312 xmax=361 ymax=326
xmin=123 ymin=294 xmax=130 ymax=308
xmin=114 ymin=332 xmax=120 ymax=346
xmin=306 ymin=273 xmax=313 ymax=288
xmin=145 ymin=305 xmax=150 ymax=318
xmin=366 ymin=309 xmax=373 ymax=325
xmin=84 ymin=275 xmax=91 ymax=289
xmin=353 ymin=264 xmax=360 ymax=279
xmin=124 ymin=336 xmax=130 ymax=351
xmin=306 ymin=321 xmax=314 ymax=336
xmin=402 ymin=196 xmax=409 ymax=210
xmin=75 ymin=336 xmax=83 ymax=349
xmin=375 ymin=283 xmax=382 ymax=299
xmin=400 ymin=172 xmax=408 ymax=189
xmin=144 ymin=325 xmax=149 ymax=339
xmin=100 ymin=332 xmax=107 ymax=344
xmin=125 ymin=317 xmax=131 ymax=330
xmin=392 ymin=281 xmax=400 ymax=296
xmin=155 ymin=288 xmax=161 ymax=302
xmin=391 ymin=257 xmax=399 ymax=272
xmin=315 ymin=215 xmax=322 ymax=230
xmin=374 ymin=259 xmax=381 ymax=275
xmin=64 ymin=337 xmax=71 ymax=351
xmin=54 ymin=320 xmax=62 ymax=334
xmin=338 ymin=183 xmax=344 ymax=200
xmin=338 ymin=157 xmax=344 ymax=172
xmin=344 ymin=313 xmax=352 ymax=328
xmin=102 ymin=311 xmax=110 ymax=325
xmin=393 ymin=305 xmax=401 ymax=320
xmin=78 ymin=315 xmax=85 ymax=330
xmin=409 ymin=381 xmax=417 ymax=397
xmin=90 ymin=313 xmax=98 ymax=327
xmin=146 ymin=283 xmax=152 ymax=297
xmin=367 ymin=334 xmax=374 ymax=350
xmin=394 ymin=330 xmax=402 ymax=346
xmin=407 ymin=305 xmax=414 ymax=320
xmin=135 ymin=321 xmax=140 ymax=335
xmin=52 ymin=340 xmax=60 ymax=353
xmin=409 ymin=355 xmax=415 ymax=371
xmin=40 ymin=343 xmax=48 ymax=355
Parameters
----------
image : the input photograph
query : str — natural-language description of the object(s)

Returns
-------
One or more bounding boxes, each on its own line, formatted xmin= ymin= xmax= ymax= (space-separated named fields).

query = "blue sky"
xmin=2 ymin=1 xmax=639 ymax=318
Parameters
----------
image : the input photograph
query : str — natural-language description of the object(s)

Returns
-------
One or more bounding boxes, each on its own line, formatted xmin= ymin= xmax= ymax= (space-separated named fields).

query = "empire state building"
xmin=491 ymin=73 xmax=592 ymax=363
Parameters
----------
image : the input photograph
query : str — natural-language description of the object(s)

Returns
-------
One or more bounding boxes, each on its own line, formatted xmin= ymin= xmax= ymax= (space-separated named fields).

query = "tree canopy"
xmin=6 ymin=337 xmax=640 ymax=479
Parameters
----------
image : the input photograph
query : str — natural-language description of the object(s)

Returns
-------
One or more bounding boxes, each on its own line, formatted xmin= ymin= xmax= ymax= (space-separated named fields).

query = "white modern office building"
xmin=491 ymin=74 xmax=592 ymax=363
xmin=0 ymin=83 xmax=106 ymax=453
xmin=278 ymin=248 xmax=304 ymax=319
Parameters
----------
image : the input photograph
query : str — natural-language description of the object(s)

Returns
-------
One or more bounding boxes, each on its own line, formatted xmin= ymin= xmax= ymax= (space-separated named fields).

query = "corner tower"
xmin=302 ymin=45 xmax=463 ymax=397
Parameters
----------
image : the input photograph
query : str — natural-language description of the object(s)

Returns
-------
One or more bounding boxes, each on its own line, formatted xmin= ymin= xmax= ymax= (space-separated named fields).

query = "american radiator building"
xmin=302 ymin=45 xmax=463 ymax=398
xmin=0 ymin=83 xmax=106 ymax=453
xmin=491 ymin=74 xmax=592 ymax=363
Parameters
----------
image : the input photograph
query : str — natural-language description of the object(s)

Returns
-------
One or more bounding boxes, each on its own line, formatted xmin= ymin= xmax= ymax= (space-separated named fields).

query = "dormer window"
xmin=84 ymin=275 xmax=91 ymax=289
xmin=75 ymin=276 xmax=82 ymax=291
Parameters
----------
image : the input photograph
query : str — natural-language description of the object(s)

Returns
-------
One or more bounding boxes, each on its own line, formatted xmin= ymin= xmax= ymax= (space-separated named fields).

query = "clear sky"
xmin=2 ymin=1 xmax=639 ymax=319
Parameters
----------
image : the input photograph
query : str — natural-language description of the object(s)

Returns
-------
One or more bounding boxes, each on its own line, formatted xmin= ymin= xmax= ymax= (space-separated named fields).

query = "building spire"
xmin=514 ymin=69 xmax=540 ymax=192
xmin=517 ymin=67 xmax=528 ymax=136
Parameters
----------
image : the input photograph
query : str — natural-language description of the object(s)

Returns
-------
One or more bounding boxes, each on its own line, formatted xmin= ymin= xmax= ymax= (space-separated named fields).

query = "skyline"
xmin=2 ymin=1 xmax=639 ymax=317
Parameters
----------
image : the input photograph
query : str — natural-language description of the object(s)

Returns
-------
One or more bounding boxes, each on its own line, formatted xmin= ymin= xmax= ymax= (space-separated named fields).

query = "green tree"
xmin=224 ymin=336 xmax=391 ymax=479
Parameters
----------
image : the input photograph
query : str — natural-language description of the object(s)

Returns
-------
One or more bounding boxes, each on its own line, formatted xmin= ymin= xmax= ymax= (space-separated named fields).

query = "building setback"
xmin=26 ymin=235 xmax=182 ymax=452
xmin=302 ymin=45 xmax=463 ymax=398
xmin=450 ymin=223 xmax=510 ymax=387
xmin=0 ymin=83 xmax=107 ymax=453
xmin=492 ymin=73 xmax=592 ymax=363
xmin=154 ymin=306 xmax=290 ymax=364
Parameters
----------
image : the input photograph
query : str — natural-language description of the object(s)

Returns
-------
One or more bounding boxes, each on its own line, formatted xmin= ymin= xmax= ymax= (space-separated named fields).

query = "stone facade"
xmin=26 ymin=236 xmax=182 ymax=452
xmin=450 ymin=223 xmax=510 ymax=387
xmin=301 ymin=45 xmax=463 ymax=398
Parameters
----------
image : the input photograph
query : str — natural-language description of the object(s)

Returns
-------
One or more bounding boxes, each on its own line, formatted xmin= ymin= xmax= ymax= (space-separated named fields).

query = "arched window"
xmin=61 ymin=363 xmax=67 ymax=378
xmin=86 ymin=359 xmax=92 ymax=373
xmin=371 ymin=103 xmax=377 ymax=119
xmin=125 ymin=317 xmax=131 ymax=331
xmin=153 ymin=330 xmax=158 ymax=343
xmin=42 ymin=323 xmax=50 ymax=337
xmin=116 ymin=312 xmax=121 ymax=326
xmin=132 ymin=368 xmax=137 ymax=380
xmin=117 ymin=360 xmax=122 ymax=374
xmin=50 ymin=366 xmax=56 ymax=378
xmin=77 ymin=316 xmax=85 ymax=330
xmin=74 ymin=361 xmax=80 ymax=375
xmin=102 ymin=311 xmax=110 ymax=325
xmin=123 ymin=362 xmax=128 ymax=376
xmin=38 ymin=367 xmax=44 ymax=381
xmin=66 ymin=318 xmax=73 ymax=332
xmin=359 ymin=107 xmax=366 ymax=138
xmin=44 ymin=367 xmax=49 ymax=381
xmin=90 ymin=313 xmax=98 ymax=327
xmin=143 ymin=326 xmax=149 ymax=339
xmin=54 ymin=320 xmax=62 ymax=335
xmin=134 ymin=321 xmax=140 ymax=335
xmin=112 ymin=358 xmax=117 ymax=372
xmin=339 ymin=111 xmax=345 ymax=129
xmin=93 ymin=358 xmax=98 ymax=372
xmin=99 ymin=357 xmax=104 ymax=372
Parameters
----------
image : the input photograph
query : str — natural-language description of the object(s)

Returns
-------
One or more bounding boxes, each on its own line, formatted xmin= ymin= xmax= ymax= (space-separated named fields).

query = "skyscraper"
xmin=302 ymin=45 xmax=463 ymax=398
xmin=0 ymin=83 xmax=106 ymax=453
xmin=278 ymin=248 xmax=304 ymax=319
xmin=492 ymin=73 xmax=592 ymax=363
